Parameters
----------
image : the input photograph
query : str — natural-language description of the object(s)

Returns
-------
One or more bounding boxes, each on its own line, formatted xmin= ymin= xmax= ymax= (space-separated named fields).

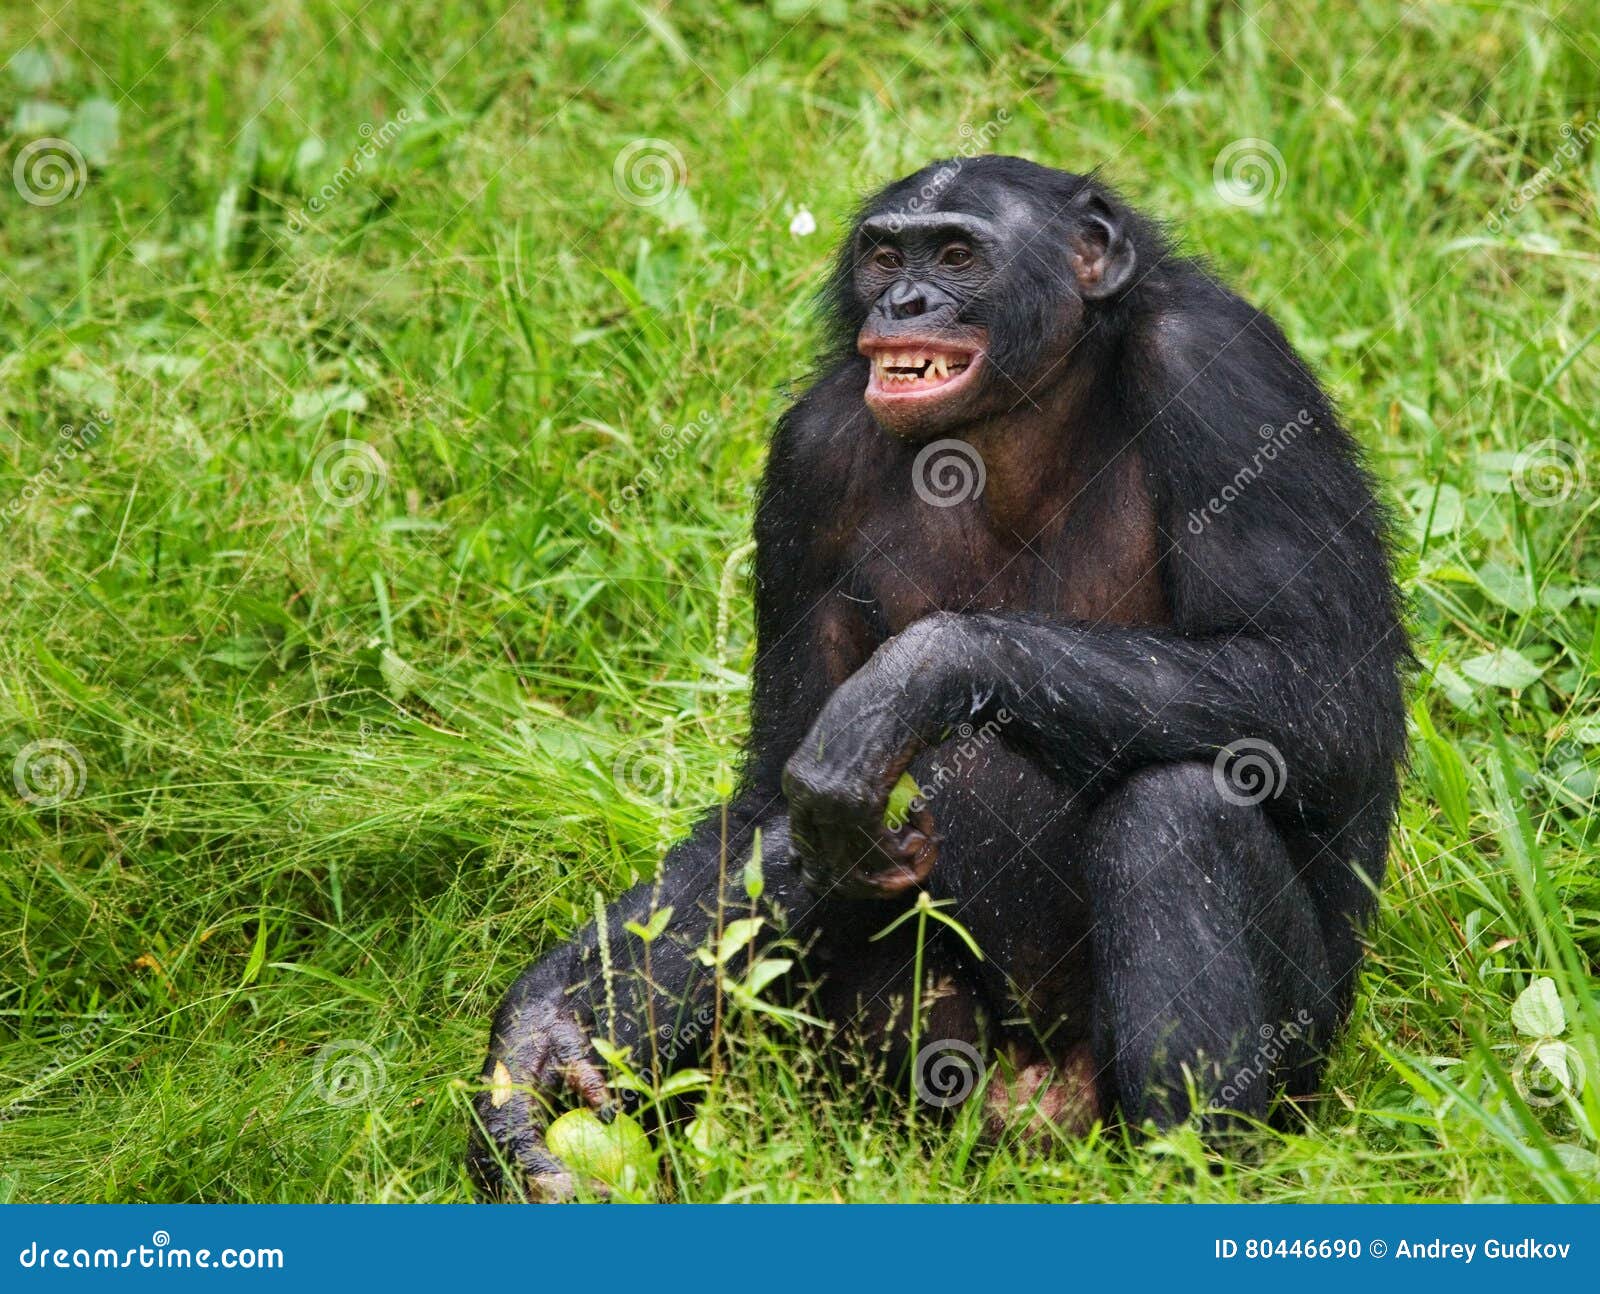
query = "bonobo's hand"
xmin=467 ymin=996 xmax=610 ymax=1202
xmin=783 ymin=623 xmax=953 ymax=899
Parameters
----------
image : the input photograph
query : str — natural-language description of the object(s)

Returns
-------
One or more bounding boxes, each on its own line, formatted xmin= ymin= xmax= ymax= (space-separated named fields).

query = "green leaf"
xmin=290 ymin=384 xmax=368 ymax=421
xmin=1553 ymin=1144 xmax=1599 ymax=1173
xmin=590 ymin=1036 xmax=641 ymax=1088
xmin=7 ymin=48 xmax=60 ymax=92
xmin=1511 ymin=977 xmax=1564 ymax=1038
xmin=545 ymin=1109 xmax=654 ymax=1193
xmin=11 ymin=99 xmax=71 ymax=134
xmin=1533 ymin=1040 xmax=1580 ymax=1093
xmin=743 ymin=828 xmax=764 ymax=901
xmin=1474 ymin=561 xmax=1535 ymax=615
xmin=1429 ymin=661 xmax=1478 ymax=711
xmin=884 ymin=771 xmax=922 ymax=830
xmin=67 ymin=97 xmax=119 ymax=167
xmin=711 ymin=917 xmax=763 ymax=967
xmin=624 ymin=905 xmax=673 ymax=944
xmin=1460 ymin=648 xmax=1544 ymax=690
xmin=240 ymin=916 xmax=268 ymax=987
xmin=743 ymin=956 xmax=792 ymax=997
xmin=656 ymin=1068 xmax=711 ymax=1099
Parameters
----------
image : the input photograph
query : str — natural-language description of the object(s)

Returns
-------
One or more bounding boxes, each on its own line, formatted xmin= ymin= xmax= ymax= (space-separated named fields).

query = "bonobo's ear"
xmin=1067 ymin=188 xmax=1137 ymax=300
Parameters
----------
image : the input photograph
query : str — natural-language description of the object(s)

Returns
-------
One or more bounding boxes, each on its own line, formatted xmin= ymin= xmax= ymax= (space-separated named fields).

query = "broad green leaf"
xmin=6 ymin=47 xmax=60 ymax=91
xmin=1475 ymin=561 xmax=1535 ymax=615
xmin=712 ymin=917 xmax=763 ymax=967
xmin=1460 ymin=648 xmax=1544 ymax=690
xmin=290 ymin=384 xmax=368 ymax=421
xmin=656 ymin=1068 xmax=711 ymax=1099
xmin=68 ymin=97 xmax=119 ymax=166
xmin=1511 ymin=976 xmax=1564 ymax=1037
xmin=744 ymin=956 xmax=792 ymax=997
xmin=11 ymin=99 xmax=70 ymax=134
xmin=1534 ymin=1040 xmax=1580 ymax=1092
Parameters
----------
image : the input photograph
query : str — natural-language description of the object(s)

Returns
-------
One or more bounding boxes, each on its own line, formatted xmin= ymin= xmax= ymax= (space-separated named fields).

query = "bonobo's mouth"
xmin=859 ymin=333 xmax=985 ymax=417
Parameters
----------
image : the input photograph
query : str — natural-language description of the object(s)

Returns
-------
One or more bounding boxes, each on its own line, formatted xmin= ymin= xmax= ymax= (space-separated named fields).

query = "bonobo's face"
xmin=852 ymin=210 xmax=1000 ymax=439
xmin=848 ymin=170 xmax=1137 ymax=440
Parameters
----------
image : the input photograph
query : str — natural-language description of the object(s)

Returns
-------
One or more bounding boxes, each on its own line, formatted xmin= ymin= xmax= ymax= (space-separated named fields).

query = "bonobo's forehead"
xmin=865 ymin=155 xmax=1076 ymax=233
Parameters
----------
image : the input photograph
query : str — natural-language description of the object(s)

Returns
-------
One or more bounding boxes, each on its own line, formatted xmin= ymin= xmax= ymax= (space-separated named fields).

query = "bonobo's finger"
xmin=468 ymin=1001 xmax=605 ymax=1202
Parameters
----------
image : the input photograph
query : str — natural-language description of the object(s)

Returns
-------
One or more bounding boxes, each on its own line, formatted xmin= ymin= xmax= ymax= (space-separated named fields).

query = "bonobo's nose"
xmin=885 ymin=280 xmax=929 ymax=319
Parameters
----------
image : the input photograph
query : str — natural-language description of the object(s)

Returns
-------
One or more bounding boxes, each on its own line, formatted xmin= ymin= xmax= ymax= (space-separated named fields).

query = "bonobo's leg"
xmin=1085 ymin=762 xmax=1337 ymax=1127
xmin=809 ymin=903 xmax=989 ymax=1099
xmin=469 ymin=800 xmax=802 ymax=1200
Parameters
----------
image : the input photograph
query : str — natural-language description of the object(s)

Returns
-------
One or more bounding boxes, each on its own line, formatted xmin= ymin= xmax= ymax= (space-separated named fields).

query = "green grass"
xmin=2 ymin=0 xmax=1598 ymax=1203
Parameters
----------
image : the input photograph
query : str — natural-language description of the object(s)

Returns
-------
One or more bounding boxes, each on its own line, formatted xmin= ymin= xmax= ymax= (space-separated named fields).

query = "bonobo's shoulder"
xmin=766 ymin=358 xmax=871 ymax=478
xmin=1130 ymin=269 xmax=1292 ymax=379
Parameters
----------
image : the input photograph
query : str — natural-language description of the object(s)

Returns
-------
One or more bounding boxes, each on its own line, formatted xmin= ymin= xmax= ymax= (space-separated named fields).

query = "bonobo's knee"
xmin=1096 ymin=760 xmax=1255 ymax=848
xmin=1086 ymin=760 xmax=1331 ymax=1126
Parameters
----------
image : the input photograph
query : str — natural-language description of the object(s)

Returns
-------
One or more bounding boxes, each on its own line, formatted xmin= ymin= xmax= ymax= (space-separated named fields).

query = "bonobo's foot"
xmin=468 ymin=993 xmax=608 ymax=1202
xmin=982 ymin=1041 xmax=1103 ymax=1142
xmin=783 ymin=757 xmax=939 ymax=899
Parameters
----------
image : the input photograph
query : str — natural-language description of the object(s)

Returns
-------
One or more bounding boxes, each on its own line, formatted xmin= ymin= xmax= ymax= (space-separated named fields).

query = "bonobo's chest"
xmin=843 ymin=442 xmax=1169 ymax=644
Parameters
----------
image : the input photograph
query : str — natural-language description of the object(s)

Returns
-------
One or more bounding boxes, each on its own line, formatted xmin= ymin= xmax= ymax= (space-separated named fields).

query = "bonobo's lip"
xmin=858 ymin=332 xmax=986 ymax=413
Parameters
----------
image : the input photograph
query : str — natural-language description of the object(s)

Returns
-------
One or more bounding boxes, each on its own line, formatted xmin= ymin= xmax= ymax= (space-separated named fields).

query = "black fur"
xmin=469 ymin=156 xmax=1407 ymax=1199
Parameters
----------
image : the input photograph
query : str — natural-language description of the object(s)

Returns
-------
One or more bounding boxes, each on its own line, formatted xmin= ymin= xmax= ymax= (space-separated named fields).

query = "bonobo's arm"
xmin=786 ymin=302 xmax=1407 ymax=897
xmin=784 ymin=610 xmax=1379 ymax=882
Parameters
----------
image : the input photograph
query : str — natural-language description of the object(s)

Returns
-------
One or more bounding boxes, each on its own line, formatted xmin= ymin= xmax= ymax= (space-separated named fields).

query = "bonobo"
xmin=469 ymin=156 xmax=1406 ymax=1199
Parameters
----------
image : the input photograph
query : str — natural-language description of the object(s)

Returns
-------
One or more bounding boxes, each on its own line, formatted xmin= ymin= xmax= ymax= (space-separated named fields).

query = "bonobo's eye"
xmin=940 ymin=244 xmax=974 ymax=268
xmin=872 ymin=247 xmax=904 ymax=271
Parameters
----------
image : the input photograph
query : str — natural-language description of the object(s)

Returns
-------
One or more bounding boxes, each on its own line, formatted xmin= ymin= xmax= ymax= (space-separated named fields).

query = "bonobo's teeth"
xmin=870 ymin=347 xmax=974 ymax=390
